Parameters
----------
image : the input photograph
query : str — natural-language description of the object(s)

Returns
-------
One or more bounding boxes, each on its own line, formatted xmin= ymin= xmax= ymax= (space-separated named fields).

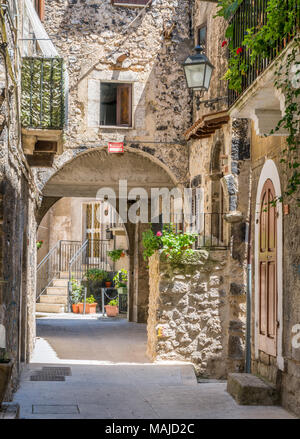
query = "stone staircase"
xmin=36 ymin=273 xmax=69 ymax=313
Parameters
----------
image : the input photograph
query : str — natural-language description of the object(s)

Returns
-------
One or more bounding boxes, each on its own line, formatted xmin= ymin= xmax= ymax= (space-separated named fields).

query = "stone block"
xmin=227 ymin=373 xmax=279 ymax=405
xmin=228 ymin=335 xmax=244 ymax=359
xmin=230 ymin=282 xmax=246 ymax=296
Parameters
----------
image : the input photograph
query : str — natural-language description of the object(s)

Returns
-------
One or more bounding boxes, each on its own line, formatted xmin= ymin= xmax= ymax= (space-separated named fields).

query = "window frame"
xmin=196 ymin=23 xmax=207 ymax=52
xmin=99 ymin=81 xmax=133 ymax=129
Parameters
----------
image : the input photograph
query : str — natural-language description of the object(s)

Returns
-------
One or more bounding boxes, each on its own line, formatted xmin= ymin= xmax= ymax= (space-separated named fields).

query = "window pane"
xmin=100 ymin=83 xmax=117 ymax=126
xmin=198 ymin=26 xmax=207 ymax=47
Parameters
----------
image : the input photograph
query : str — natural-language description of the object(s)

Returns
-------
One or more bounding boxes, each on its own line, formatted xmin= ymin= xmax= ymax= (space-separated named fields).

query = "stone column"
xmin=126 ymin=221 xmax=149 ymax=323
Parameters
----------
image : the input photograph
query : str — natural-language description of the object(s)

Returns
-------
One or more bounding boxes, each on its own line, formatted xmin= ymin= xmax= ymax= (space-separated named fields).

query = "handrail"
xmin=36 ymin=239 xmax=81 ymax=301
xmin=37 ymin=240 xmax=60 ymax=271
xmin=68 ymin=239 xmax=88 ymax=282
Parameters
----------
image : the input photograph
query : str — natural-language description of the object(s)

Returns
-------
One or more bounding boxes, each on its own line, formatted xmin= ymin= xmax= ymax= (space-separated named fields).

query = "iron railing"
xmin=162 ymin=213 xmax=228 ymax=250
xmin=194 ymin=213 xmax=228 ymax=250
xmin=68 ymin=239 xmax=113 ymax=312
xmin=36 ymin=240 xmax=81 ymax=300
xmin=21 ymin=56 xmax=65 ymax=129
xmin=228 ymin=0 xmax=300 ymax=107
xmin=68 ymin=239 xmax=112 ymax=284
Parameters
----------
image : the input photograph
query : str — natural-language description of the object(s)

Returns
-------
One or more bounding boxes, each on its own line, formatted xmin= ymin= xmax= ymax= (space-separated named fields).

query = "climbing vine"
xmin=217 ymin=0 xmax=300 ymax=202
xmin=21 ymin=57 xmax=65 ymax=129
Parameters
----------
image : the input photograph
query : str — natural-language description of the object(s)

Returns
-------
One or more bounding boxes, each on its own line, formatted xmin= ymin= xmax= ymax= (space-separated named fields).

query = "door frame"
xmin=254 ymin=159 xmax=284 ymax=370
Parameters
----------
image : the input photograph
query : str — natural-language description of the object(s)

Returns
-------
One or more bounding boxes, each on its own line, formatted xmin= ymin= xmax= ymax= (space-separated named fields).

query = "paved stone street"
xmin=12 ymin=315 xmax=295 ymax=419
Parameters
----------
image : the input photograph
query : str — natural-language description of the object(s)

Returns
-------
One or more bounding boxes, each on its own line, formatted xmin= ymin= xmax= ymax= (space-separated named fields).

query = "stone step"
xmin=40 ymin=295 xmax=68 ymax=305
xmin=52 ymin=278 xmax=69 ymax=287
xmin=59 ymin=271 xmax=69 ymax=279
xmin=46 ymin=286 xmax=68 ymax=296
xmin=227 ymin=373 xmax=279 ymax=405
xmin=36 ymin=303 xmax=66 ymax=313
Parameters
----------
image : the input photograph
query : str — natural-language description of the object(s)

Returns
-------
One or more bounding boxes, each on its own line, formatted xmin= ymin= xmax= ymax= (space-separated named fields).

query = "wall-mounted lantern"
xmin=183 ymin=46 xmax=214 ymax=91
xmin=183 ymin=46 xmax=228 ymax=110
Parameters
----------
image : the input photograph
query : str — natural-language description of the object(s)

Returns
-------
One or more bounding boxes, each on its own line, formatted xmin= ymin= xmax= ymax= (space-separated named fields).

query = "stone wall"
xmin=147 ymin=250 xmax=246 ymax=377
xmin=34 ymin=0 xmax=193 ymax=193
xmin=0 ymin=0 xmax=38 ymax=399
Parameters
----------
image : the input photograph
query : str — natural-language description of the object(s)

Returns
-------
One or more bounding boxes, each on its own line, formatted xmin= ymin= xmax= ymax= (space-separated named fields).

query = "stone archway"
xmin=36 ymin=146 xmax=179 ymax=323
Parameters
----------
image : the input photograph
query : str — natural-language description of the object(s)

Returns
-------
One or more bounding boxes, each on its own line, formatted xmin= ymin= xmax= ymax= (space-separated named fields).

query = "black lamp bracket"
xmin=195 ymin=95 xmax=228 ymax=111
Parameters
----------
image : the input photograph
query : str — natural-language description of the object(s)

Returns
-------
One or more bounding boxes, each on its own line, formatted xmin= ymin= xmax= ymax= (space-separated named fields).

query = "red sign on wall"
xmin=108 ymin=142 xmax=124 ymax=153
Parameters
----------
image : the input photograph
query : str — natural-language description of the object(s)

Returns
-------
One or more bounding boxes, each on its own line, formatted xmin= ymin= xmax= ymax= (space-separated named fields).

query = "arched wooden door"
xmin=258 ymin=179 xmax=277 ymax=356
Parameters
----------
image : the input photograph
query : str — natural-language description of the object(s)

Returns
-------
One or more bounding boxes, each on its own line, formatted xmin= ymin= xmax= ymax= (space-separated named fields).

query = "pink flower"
xmin=156 ymin=231 xmax=162 ymax=237
xmin=236 ymin=47 xmax=243 ymax=55
xmin=221 ymin=40 xmax=227 ymax=47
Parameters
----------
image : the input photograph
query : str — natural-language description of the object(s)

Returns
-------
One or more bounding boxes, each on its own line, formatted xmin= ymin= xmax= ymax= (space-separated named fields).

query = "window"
xmin=34 ymin=0 xmax=45 ymax=21
xmin=100 ymin=83 xmax=132 ymax=127
xmin=197 ymin=24 xmax=207 ymax=51
xmin=111 ymin=0 xmax=151 ymax=7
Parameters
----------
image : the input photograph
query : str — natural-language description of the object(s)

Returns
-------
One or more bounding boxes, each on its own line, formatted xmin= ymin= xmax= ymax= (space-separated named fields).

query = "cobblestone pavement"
xmin=12 ymin=315 xmax=296 ymax=419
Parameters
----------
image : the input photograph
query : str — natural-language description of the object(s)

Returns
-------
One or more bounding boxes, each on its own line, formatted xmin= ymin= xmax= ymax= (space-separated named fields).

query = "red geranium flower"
xmin=156 ymin=231 xmax=162 ymax=237
xmin=221 ymin=40 xmax=227 ymax=47
xmin=236 ymin=47 xmax=243 ymax=55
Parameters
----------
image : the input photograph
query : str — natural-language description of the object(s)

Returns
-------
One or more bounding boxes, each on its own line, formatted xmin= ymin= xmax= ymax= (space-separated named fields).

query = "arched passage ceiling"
xmin=42 ymin=148 xmax=177 ymax=198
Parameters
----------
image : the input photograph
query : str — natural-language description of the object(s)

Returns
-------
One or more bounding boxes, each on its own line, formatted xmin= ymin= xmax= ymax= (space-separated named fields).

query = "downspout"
xmin=245 ymin=167 xmax=252 ymax=373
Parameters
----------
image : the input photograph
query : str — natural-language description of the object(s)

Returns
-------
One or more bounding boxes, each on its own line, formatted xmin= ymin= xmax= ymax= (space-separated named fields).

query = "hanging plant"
xmin=108 ymin=249 xmax=126 ymax=262
xmin=36 ymin=240 xmax=43 ymax=250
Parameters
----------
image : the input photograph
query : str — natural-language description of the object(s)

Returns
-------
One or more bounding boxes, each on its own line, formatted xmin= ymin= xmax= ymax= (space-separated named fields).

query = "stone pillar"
xmin=127 ymin=221 xmax=149 ymax=323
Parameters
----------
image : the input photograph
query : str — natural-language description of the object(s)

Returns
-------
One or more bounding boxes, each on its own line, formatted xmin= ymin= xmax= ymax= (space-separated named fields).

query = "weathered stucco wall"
xmin=147 ymin=250 xmax=246 ymax=377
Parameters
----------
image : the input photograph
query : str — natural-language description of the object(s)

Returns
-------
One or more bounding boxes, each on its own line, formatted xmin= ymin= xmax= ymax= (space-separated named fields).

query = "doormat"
xmin=42 ymin=367 xmax=72 ymax=376
xmin=30 ymin=374 xmax=65 ymax=381
xmin=32 ymin=404 xmax=80 ymax=414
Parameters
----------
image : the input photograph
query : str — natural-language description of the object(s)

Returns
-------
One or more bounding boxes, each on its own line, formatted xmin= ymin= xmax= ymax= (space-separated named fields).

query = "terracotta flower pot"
xmin=105 ymin=281 xmax=112 ymax=288
xmin=105 ymin=305 xmax=118 ymax=317
xmin=72 ymin=304 xmax=79 ymax=313
xmin=78 ymin=303 xmax=90 ymax=314
xmin=87 ymin=303 xmax=97 ymax=314
xmin=0 ymin=360 xmax=13 ymax=407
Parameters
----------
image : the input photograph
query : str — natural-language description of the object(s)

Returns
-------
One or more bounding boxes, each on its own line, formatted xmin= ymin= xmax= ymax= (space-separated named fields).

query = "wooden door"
xmin=258 ymin=179 xmax=277 ymax=356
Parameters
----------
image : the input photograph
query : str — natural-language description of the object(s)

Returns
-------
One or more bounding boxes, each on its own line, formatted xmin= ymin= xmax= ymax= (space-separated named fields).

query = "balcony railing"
xmin=21 ymin=57 xmax=65 ymax=130
xmin=228 ymin=0 xmax=300 ymax=107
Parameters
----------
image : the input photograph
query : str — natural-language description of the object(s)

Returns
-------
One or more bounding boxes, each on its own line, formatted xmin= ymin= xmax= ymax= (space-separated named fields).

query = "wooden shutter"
xmin=258 ymin=179 xmax=277 ymax=356
xmin=35 ymin=0 xmax=45 ymax=21
xmin=117 ymin=84 xmax=132 ymax=127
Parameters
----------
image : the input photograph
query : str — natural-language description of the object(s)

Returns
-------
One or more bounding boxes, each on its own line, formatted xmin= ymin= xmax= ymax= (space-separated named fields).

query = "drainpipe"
xmin=246 ymin=255 xmax=252 ymax=373
xmin=245 ymin=168 xmax=252 ymax=374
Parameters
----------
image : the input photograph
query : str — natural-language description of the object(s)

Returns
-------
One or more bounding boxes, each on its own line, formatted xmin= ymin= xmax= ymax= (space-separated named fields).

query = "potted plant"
xmin=0 ymin=326 xmax=13 ymax=408
xmin=84 ymin=268 xmax=107 ymax=283
xmin=105 ymin=299 xmax=119 ymax=317
xmin=104 ymin=272 xmax=112 ymax=288
xmin=107 ymin=249 xmax=126 ymax=262
xmin=86 ymin=295 xmax=97 ymax=314
xmin=113 ymin=269 xmax=128 ymax=294
xmin=71 ymin=279 xmax=83 ymax=313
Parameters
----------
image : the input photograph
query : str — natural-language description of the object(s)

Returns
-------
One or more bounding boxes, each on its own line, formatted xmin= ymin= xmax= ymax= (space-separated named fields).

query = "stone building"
xmin=183 ymin=0 xmax=299 ymax=417
xmin=0 ymin=0 xmax=299 ymax=418
xmin=0 ymin=0 xmax=39 ymax=398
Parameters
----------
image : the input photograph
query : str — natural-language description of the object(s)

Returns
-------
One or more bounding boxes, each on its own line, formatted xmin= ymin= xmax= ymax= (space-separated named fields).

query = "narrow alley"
xmin=12 ymin=315 xmax=294 ymax=419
